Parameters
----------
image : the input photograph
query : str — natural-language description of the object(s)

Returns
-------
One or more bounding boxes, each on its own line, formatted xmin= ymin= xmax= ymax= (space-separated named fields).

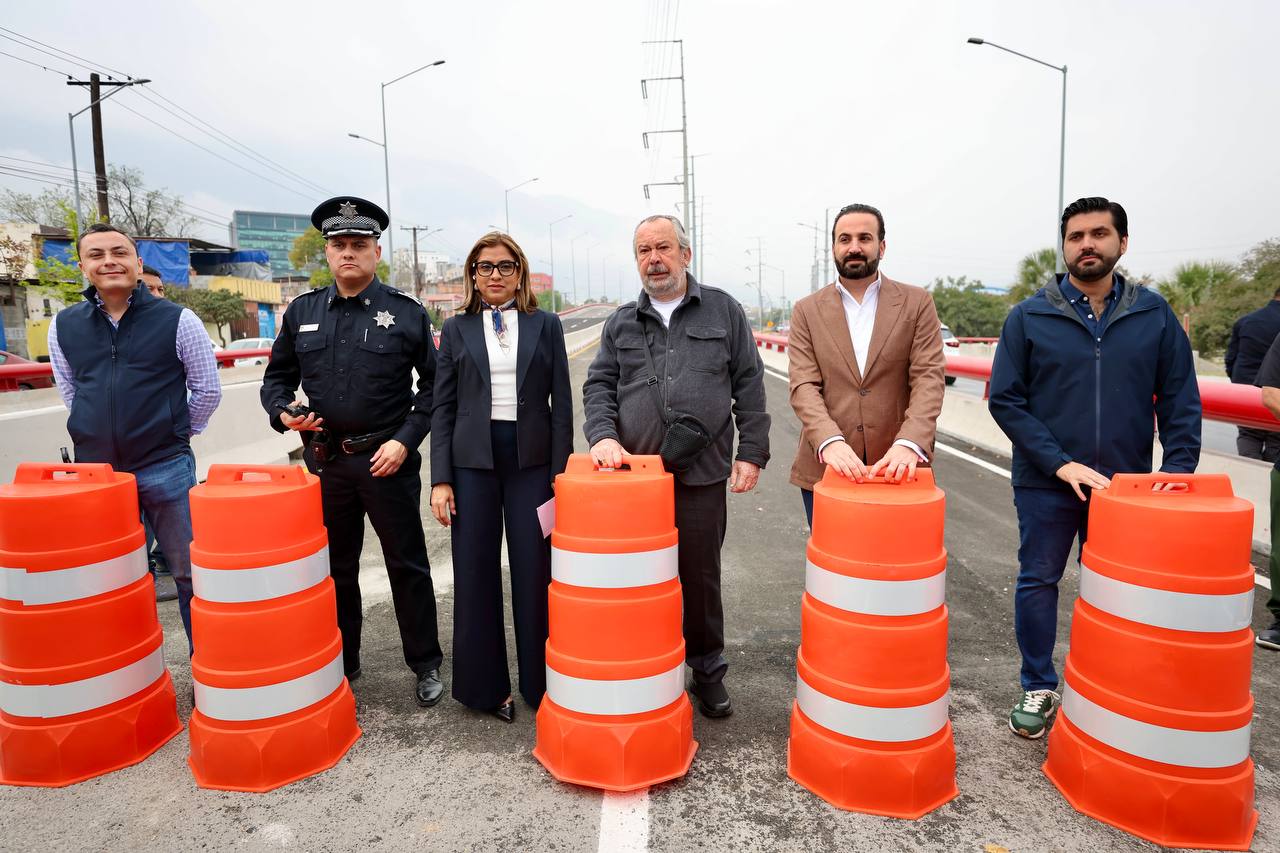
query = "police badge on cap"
xmin=311 ymin=196 xmax=390 ymax=238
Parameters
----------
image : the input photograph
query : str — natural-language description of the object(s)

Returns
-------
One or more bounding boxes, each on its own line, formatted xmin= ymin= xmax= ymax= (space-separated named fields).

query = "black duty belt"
xmin=311 ymin=426 xmax=400 ymax=458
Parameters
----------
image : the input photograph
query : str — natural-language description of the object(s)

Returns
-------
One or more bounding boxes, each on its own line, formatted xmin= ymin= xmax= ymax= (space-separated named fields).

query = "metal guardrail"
xmin=752 ymin=331 xmax=1280 ymax=432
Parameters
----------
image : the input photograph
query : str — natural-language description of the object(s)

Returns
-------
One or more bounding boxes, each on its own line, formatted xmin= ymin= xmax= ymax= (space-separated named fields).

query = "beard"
xmin=1065 ymin=249 xmax=1120 ymax=282
xmin=641 ymin=266 xmax=684 ymax=299
xmin=837 ymin=252 xmax=880 ymax=280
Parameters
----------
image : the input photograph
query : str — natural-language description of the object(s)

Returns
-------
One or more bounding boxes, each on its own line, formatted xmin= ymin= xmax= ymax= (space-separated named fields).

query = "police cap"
xmin=311 ymin=196 xmax=389 ymax=238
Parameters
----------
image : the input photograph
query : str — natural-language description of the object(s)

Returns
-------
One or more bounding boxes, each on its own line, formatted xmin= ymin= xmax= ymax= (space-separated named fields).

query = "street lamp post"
xmin=548 ymin=213 xmax=573 ymax=311
xmin=68 ymin=78 xmax=150 ymax=231
xmin=505 ymin=177 xmax=539 ymax=234
xmin=967 ymin=37 xmax=1067 ymax=272
xmin=378 ymin=59 xmax=445 ymax=285
xmin=797 ymin=221 xmax=824 ymax=293
xmin=569 ymin=234 xmax=589 ymax=305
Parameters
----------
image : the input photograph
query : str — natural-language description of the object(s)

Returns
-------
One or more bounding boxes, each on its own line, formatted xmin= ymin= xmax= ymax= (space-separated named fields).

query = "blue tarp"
xmin=190 ymin=250 xmax=271 ymax=281
xmin=42 ymin=238 xmax=191 ymax=285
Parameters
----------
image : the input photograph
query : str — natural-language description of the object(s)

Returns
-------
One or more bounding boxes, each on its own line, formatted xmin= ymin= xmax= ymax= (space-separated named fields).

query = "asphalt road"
xmin=2 ymin=332 xmax=1277 ymax=853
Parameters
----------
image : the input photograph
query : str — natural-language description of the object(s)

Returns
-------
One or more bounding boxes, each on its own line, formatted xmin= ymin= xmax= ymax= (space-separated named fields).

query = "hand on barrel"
xmin=430 ymin=484 xmax=456 ymax=527
xmin=869 ymin=444 xmax=920 ymax=484
xmin=590 ymin=438 xmax=628 ymax=469
xmin=1056 ymin=461 xmax=1111 ymax=501
xmin=821 ymin=440 xmax=869 ymax=482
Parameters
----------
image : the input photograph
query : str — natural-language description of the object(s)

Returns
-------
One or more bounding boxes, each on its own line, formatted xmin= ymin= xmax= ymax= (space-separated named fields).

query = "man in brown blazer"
xmin=788 ymin=203 xmax=947 ymax=525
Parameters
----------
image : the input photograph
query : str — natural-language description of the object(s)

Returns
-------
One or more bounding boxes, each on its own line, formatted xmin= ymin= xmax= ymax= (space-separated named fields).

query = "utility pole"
xmin=67 ymin=73 xmax=147 ymax=222
xmin=823 ymin=208 xmax=832 ymax=287
xmin=745 ymin=238 xmax=765 ymax=329
xmin=399 ymin=224 xmax=440 ymax=296
xmin=641 ymin=39 xmax=690 ymax=247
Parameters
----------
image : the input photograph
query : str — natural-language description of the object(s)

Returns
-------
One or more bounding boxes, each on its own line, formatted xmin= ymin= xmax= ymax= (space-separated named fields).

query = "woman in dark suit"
xmin=429 ymin=232 xmax=573 ymax=722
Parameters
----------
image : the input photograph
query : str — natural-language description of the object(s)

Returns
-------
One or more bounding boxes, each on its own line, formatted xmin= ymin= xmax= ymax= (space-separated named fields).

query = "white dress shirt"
xmin=483 ymin=306 xmax=519 ymax=421
xmin=818 ymin=276 xmax=926 ymax=463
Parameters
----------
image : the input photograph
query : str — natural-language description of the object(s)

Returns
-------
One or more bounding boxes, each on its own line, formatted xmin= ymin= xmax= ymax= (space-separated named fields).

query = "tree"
xmin=929 ymin=276 xmax=1009 ymax=338
xmin=1183 ymin=240 xmax=1280 ymax=357
xmin=31 ymin=203 xmax=86 ymax=307
xmin=1157 ymin=261 xmax=1237 ymax=318
xmin=1007 ymin=247 xmax=1057 ymax=303
xmin=168 ymin=287 xmax=246 ymax=346
xmin=0 ymin=186 xmax=75 ymax=228
xmin=289 ymin=227 xmax=390 ymax=289
xmin=0 ymin=233 xmax=30 ymax=282
xmin=107 ymin=165 xmax=197 ymax=237
xmin=0 ymin=165 xmax=195 ymax=235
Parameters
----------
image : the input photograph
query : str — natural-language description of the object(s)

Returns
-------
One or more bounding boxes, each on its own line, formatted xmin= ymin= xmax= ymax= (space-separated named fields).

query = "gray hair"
xmin=633 ymin=214 xmax=691 ymax=255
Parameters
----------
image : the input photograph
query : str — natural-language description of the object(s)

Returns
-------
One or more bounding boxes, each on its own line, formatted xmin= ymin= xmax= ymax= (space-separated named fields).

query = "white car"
xmin=226 ymin=336 xmax=275 ymax=367
xmin=941 ymin=324 xmax=959 ymax=385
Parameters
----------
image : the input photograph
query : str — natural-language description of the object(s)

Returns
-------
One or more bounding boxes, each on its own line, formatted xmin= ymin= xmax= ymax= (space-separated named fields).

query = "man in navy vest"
xmin=48 ymin=223 xmax=222 ymax=648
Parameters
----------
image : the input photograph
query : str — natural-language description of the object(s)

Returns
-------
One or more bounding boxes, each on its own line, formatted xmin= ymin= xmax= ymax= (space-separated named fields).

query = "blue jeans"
xmin=1012 ymin=486 xmax=1091 ymax=692
xmin=801 ymin=488 xmax=814 ymax=529
xmin=134 ymin=451 xmax=196 ymax=651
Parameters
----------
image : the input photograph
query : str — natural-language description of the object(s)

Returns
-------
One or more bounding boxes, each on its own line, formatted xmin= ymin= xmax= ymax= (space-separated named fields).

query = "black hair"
xmin=831 ymin=203 xmax=885 ymax=242
xmin=76 ymin=222 xmax=137 ymax=255
xmin=1060 ymin=197 xmax=1128 ymax=240
xmin=141 ymin=264 xmax=162 ymax=279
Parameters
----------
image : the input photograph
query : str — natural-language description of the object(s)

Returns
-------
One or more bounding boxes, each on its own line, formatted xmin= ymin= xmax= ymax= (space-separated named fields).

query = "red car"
xmin=0 ymin=350 xmax=55 ymax=391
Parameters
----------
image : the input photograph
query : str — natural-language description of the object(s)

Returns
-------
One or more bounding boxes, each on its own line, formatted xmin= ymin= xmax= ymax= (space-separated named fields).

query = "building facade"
xmin=232 ymin=211 xmax=310 ymax=280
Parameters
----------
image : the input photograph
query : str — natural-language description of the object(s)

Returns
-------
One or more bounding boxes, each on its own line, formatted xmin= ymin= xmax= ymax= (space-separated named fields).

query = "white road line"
xmin=761 ymin=356 xmax=1273 ymax=591
xmin=934 ymin=441 xmax=1012 ymax=480
xmin=598 ymin=789 xmax=650 ymax=852
xmin=0 ymin=404 xmax=64 ymax=421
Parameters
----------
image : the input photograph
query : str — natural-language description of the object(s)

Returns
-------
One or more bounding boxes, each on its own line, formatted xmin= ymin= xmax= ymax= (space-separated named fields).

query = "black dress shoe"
xmin=416 ymin=669 xmax=444 ymax=707
xmin=691 ymin=681 xmax=732 ymax=718
xmin=491 ymin=698 xmax=515 ymax=723
xmin=345 ymin=666 xmax=361 ymax=683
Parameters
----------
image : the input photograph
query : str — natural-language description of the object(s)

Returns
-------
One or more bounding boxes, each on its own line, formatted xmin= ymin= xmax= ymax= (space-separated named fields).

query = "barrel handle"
xmin=13 ymin=462 xmax=116 ymax=483
xmin=205 ymin=464 xmax=310 ymax=485
xmin=818 ymin=466 xmax=935 ymax=488
xmin=1108 ymin=472 xmax=1230 ymax=496
xmin=563 ymin=452 xmax=666 ymax=475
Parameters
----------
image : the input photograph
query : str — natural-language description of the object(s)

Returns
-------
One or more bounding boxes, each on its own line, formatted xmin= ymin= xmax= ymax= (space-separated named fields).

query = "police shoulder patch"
xmin=388 ymin=288 xmax=424 ymax=307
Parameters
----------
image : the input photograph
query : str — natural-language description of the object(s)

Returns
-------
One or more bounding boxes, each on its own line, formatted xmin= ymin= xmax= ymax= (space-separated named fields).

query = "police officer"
xmin=261 ymin=196 xmax=444 ymax=707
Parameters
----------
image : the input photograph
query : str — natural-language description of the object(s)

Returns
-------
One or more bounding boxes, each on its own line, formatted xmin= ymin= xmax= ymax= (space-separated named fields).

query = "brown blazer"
xmin=788 ymin=277 xmax=946 ymax=489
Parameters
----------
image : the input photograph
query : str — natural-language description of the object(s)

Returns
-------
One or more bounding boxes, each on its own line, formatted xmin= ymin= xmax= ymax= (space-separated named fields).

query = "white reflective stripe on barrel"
xmin=1062 ymin=681 xmax=1251 ymax=768
xmin=546 ymin=661 xmax=685 ymax=715
xmin=795 ymin=673 xmax=949 ymax=743
xmin=0 ymin=645 xmax=165 ymax=718
xmin=1079 ymin=563 xmax=1253 ymax=633
xmin=0 ymin=544 xmax=148 ymax=606
xmin=194 ymin=649 xmax=344 ymax=722
xmin=192 ymin=545 xmax=330 ymax=604
xmin=551 ymin=544 xmax=678 ymax=589
xmin=805 ymin=559 xmax=945 ymax=617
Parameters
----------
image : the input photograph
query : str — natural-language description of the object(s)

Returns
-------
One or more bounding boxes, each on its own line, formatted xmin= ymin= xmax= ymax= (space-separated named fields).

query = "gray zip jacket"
xmin=583 ymin=275 xmax=770 ymax=485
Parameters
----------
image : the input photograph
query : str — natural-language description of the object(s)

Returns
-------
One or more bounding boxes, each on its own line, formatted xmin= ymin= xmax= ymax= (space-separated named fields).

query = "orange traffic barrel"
xmin=1044 ymin=473 xmax=1258 ymax=850
xmin=787 ymin=468 xmax=957 ymax=818
xmin=186 ymin=465 xmax=360 ymax=792
xmin=534 ymin=454 xmax=697 ymax=791
xmin=0 ymin=463 xmax=182 ymax=787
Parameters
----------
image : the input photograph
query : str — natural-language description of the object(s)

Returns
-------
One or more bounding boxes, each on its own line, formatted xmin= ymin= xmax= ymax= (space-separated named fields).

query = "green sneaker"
xmin=1009 ymin=689 xmax=1061 ymax=739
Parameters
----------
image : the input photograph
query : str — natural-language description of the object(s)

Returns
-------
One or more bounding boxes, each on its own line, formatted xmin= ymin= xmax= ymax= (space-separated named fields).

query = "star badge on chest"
xmin=374 ymin=310 xmax=396 ymax=329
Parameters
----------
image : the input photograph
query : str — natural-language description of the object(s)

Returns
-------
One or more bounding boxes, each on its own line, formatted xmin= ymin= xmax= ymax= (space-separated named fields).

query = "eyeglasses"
xmin=473 ymin=260 xmax=519 ymax=277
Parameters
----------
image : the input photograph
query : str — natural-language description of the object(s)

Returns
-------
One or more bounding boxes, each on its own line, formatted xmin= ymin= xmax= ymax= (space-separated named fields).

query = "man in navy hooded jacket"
xmin=989 ymin=197 xmax=1201 ymax=740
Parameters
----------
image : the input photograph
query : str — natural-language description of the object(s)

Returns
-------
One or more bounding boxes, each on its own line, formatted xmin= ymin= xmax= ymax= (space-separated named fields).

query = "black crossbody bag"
xmin=638 ymin=315 xmax=730 ymax=472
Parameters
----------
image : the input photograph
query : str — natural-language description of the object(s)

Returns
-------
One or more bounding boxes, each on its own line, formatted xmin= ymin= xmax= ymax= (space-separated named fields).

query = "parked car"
xmin=225 ymin=336 xmax=275 ymax=367
xmin=0 ymin=350 xmax=55 ymax=391
xmin=941 ymin=324 xmax=959 ymax=385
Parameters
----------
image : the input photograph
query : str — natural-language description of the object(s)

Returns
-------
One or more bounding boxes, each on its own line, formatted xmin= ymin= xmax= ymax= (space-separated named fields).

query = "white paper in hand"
xmin=537 ymin=497 xmax=555 ymax=539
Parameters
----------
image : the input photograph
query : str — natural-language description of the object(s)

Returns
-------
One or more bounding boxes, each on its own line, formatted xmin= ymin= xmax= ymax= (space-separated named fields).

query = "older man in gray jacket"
xmin=584 ymin=214 xmax=770 ymax=719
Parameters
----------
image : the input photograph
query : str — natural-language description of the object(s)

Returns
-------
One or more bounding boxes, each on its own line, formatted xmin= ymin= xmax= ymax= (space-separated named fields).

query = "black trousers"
xmin=1237 ymin=426 xmax=1280 ymax=463
xmin=450 ymin=421 xmax=553 ymax=710
xmin=675 ymin=479 xmax=729 ymax=685
xmin=304 ymin=443 xmax=442 ymax=676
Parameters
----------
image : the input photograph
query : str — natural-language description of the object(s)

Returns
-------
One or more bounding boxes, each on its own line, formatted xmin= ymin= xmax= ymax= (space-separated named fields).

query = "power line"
xmin=0 ymin=165 xmax=229 ymax=230
xmin=0 ymin=26 xmax=134 ymax=79
xmin=0 ymin=32 xmax=108 ymax=79
xmin=108 ymin=98 xmax=316 ymax=201
xmin=0 ymin=47 xmax=71 ymax=78
xmin=131 ymin=88 xmax=332 ymax=195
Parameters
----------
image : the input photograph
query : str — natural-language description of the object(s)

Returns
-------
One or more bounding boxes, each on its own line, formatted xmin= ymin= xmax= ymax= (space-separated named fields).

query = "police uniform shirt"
xmin=261 ymin=278 xmax=437 ymax=449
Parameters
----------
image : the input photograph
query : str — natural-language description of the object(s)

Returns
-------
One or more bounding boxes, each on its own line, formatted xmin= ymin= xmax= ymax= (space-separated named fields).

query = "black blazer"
xmin=430 ymin=309 xmax=573 ymax=485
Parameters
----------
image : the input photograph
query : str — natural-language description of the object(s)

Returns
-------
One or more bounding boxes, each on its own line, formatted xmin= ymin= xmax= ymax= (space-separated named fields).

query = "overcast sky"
xmin=3 ymin=0 xmax=1278 ymax=308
